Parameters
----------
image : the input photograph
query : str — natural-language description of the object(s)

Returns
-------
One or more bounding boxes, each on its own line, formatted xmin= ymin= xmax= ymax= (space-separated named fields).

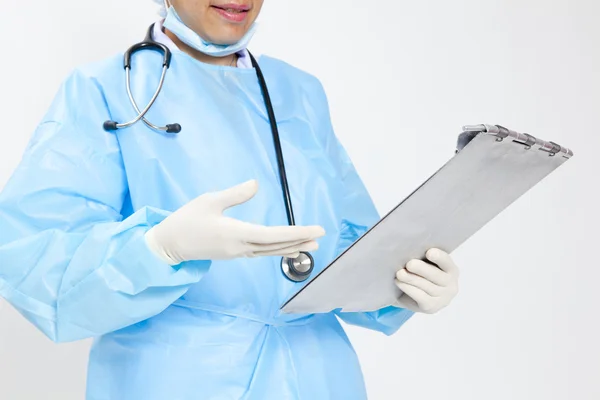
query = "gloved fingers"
xmin=394 ymin=294 xmax=420 ymax=313
xmin=425 ymin=248 xmax=458 ymax=276
xmin=396 ymin=268 xmax=442 ymax=296
xmin=395 ymin=280 xmax=438 ymax=314
xmin=250 ymin=240 xmax=319 ymax=257
xmin=249 ymin=241 xmax=316 ymax=257
xmin=208 ymin=180 xmax=259 ymax=211
xmin=240 ymin=223 xmax=326 ymax=244
xmin=405 ymin=259 xmax=451 ymax=286
xmin=247 ymin=238 xmax=309 ymax=252
xmin=278 ymin=239 xmax=318 ymax=255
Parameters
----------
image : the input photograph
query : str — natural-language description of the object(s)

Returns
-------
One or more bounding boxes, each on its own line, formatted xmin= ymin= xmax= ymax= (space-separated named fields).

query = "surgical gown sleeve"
xmin=0 ymin=70 xmax=209 ymax=343
xmin=312 ymin=80 xmax=414 ymax=336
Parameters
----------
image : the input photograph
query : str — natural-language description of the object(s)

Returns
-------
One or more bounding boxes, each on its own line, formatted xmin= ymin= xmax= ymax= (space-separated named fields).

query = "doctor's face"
xmin=168 ymin=0 xmax=263 ymax=45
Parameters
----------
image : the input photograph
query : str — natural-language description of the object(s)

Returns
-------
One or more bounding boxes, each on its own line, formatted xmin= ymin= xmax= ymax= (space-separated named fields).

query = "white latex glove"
xmin=394 ymin=248 xmax=459 ymax=314
xmin=145 ymin=180 xmax=326 ymax=265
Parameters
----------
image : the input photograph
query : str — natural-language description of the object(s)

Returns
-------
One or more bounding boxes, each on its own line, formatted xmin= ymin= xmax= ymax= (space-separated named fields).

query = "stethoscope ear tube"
xmin=103 ymin=24 xmax=181 ymax=134
xmin=124 ymin=41 xmax=172 ymax=69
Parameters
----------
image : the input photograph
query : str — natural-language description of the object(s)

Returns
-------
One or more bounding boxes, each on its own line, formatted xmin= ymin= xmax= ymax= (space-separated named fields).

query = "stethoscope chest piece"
xmin=281 ymin=252 xmax=314 ymax=282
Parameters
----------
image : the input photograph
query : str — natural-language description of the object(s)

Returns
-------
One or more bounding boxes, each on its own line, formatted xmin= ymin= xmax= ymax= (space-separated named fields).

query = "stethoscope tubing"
xmin=103 ymin=24 xmax=314 ymax=282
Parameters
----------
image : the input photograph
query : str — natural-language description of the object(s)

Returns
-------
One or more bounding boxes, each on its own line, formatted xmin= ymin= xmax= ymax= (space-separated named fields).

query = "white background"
xmin=1 ymin=0 xmax=598 ymax=399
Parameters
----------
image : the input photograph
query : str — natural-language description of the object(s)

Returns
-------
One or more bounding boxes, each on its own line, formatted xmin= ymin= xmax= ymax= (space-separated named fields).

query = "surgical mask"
xmin=163 ymin=6 xmax=257 ymax=57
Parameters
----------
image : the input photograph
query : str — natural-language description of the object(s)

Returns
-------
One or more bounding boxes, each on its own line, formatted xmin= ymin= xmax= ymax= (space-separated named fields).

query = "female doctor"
xmin=0 ymin=1 xmax=460 ymax=399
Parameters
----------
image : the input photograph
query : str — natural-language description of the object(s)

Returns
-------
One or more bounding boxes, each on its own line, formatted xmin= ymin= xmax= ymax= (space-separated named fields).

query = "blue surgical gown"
xmin=0 ymin=47 xmax=413 ymax=399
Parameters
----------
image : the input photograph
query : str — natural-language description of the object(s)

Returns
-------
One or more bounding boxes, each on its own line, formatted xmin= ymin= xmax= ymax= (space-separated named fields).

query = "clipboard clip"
xmin=460 ymin=124 xmax=573 ymax=158
xmin=462 ymin=124 xmax=514 ymax=140
xmin=539 ymin=141 xmax=563 ymax=157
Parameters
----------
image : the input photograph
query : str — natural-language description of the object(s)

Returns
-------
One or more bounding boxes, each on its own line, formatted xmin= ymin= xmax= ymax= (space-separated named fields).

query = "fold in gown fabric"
xmin=0 ymin=47 xmax=413 ymax=399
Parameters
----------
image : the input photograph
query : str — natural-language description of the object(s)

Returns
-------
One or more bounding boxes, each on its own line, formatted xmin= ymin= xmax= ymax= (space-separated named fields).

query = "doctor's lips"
xmin=210 ymin=3 xmax=251 ymax=23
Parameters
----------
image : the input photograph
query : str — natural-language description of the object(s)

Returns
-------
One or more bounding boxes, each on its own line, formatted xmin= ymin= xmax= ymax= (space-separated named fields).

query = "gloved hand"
xmin=145 ymin=180 xmax=326 ymax=265
xmin=394 ymin=248 xmax=459 ymax=314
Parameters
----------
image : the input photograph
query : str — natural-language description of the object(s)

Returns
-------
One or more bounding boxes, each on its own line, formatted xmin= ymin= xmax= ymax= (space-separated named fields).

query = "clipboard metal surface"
xmin=281 ymin=124 xmax=573 ymax=314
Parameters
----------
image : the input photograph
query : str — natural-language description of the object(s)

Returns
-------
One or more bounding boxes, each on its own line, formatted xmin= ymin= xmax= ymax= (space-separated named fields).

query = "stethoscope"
xmin=103 ymin=24 xmax=315 ymax=282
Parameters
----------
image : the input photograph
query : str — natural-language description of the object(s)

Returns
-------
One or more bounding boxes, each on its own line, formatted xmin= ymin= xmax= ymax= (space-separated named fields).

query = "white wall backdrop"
xmin=1 ymin=0 xmax=598 ymax=399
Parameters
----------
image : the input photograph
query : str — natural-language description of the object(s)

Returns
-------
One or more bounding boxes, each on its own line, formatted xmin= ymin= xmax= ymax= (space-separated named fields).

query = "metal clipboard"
xmin=281 ymin=124 xmax=574 ymax=314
